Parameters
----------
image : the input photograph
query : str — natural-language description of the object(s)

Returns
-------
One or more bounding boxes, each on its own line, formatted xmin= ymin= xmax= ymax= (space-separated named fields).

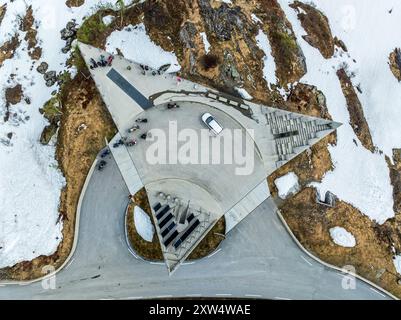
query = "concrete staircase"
xmin=265 ymin=111 xmax=335 ymax=167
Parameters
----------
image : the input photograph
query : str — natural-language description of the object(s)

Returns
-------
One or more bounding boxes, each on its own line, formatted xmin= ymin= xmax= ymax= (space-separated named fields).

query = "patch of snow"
xmin=134 ymin=206 xmax=154 ymax=242
xmin=274 ymin=172 xmax=300 ymax=199
xmin=102 ymin=15 xmax=114 ymax=26
xmin=106 ymin=23 xmax=181 ymax=73
xmin=218 ymin=0 xmax=233 ymax=4
xmin=278 ymin=0 xmax=395 ymax=224
xmin=255 ymin=29 xmax=277 ymax=89
xmin=200 ymin=32 xmax=211 ymax=53
xmin=235 ymin=87 xmax=253 ymax=100
xmin=393 ymin=255 xmax=401 ymax=275
xmin=0 ymin=0 xmax=123 ymax=268
xmin=251 ymin=14 xmax=262 ymax=24
xmin=329 ymin=227 xmax=356 ymax=248
xmin=312 ymin=0 xmax=401 ymax=159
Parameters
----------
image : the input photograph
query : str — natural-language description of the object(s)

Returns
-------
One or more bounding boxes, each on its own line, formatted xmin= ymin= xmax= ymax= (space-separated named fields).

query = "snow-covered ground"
xmin=274 ymin=172 xmax=300 ymax=199
xmin=235 ymin=87 xmax=253 ymax=100
xmin=393 ymin=255 xmax=401 ymax=275
xmin=106 ymin=23 xmax=181 ymax=73
xmin=255 ymin=28 xmax=277 ymax=89
xmin=0 ymin=0 xmax=135 ymax=268
xmin=200 ymin=32 xmax=211 ymax=54
xmin=278 ymin=0 xmax=397 ymax=224
xmin=133 ymin=206 xmax=154 ymax=242
xmin=329 ymin=226 xmax=356 ymax=248
xmin=102 ymin=15 xmax=114 ymax=26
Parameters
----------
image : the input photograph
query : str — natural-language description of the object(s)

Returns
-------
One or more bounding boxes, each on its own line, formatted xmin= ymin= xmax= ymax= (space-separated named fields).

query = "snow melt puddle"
xmin=106 ymin=23 xmax=181 ymax=73
xmin=0 ymin=0 xmax=134 ymax=268
xmin=329 ymin=227 xmax=356 ymax=248
xmin=278 ymin=0 xmax=395 ymax=224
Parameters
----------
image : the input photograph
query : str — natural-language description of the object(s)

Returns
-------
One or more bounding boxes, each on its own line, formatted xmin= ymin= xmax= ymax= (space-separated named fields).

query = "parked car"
xmin=201 ymin=112 xmax=223 ymax=135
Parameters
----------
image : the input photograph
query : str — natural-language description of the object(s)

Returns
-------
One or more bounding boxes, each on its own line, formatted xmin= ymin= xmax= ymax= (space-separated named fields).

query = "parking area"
xmin=123 ymin=101 xmax=266 ymax=214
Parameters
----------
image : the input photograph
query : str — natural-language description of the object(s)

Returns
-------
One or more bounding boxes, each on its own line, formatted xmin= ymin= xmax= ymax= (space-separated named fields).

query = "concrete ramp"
xmin=224 ymin=180 xmax=270 ymax=233
xmin=109 ymin=134 xmax=143 ymax=195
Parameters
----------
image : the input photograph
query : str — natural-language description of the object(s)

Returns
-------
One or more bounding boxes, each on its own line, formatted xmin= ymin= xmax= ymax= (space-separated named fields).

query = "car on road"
xmin=201 ymin=113 xmax=223 ymax=135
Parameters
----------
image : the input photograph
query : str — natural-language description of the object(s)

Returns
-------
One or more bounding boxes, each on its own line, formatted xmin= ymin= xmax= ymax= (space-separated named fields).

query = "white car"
xmin=201 ymin=113 xmax=223 ymax=135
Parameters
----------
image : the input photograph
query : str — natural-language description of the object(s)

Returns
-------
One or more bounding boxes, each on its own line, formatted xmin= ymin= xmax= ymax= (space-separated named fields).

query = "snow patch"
xmin=251 ymin=14 xmax=262 ymax=24
xmin=274 ymin=172 xmax=300 ymax=199
xmin=235 ymin=87 xmax=253 ymax=100
xmin=102 ymin=15 xmax=114 ymax=26
xmin=106 ymin=23 xmax=181 ymax=73
xmin=278 ymin=0 xmax=395 ymax=224
xmin=393 ymin=255 xmax=401 ymax=275
xmin=255 ymin=29 xmax=277 ymax=88
xmin=329 ymin=227 xmax=356 ymax=248
xmin=134 ymin=206 xmax=154 ymax=242
xmin=200 ymin=32 xmax=211 ymax=53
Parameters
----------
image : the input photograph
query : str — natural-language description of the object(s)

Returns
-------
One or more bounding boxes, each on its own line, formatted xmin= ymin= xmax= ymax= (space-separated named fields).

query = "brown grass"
xmin=337 ymin=68 xmax=374 ymax=152
xmin=280 ymin=187 xmax=401 ymax=298
xmin=20 ymin=6 xmax=42 ymax=60
xmin=289 ymin=1 xmax=334 ymax=59
xmin=389 ymin=49 xmax=401 ymax=82
xmin=65 ymin=0 xmax=85 ymax=8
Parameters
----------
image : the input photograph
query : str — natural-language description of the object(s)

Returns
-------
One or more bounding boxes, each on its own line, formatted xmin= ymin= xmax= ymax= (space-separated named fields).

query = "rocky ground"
xmin=1 ymin=0 xmax=401 ymax=298
xmin=389 ymin=48 xmax=401 ymax=81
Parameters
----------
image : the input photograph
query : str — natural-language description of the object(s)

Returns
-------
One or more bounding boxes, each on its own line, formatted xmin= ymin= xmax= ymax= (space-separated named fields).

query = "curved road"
xmin=0 ymin=157 xmax=392 ymax=300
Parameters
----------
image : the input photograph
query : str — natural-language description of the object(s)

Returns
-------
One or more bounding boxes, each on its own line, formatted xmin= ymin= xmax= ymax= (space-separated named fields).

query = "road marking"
xmin=156 ymin=295 xmax=173 ymax=298
xmin=182 ymin=262 xmax=195 ymax=265
xmin=207 ymin=248 xmax=221 ymax=259
xmin=186 ymin=293 xmax=202 ymax=297
xmin=99 ymin=298 xmax=114 ymax=300
xmin=274 ymin=296 xmax=292 ymax=300
xmin=150 ymin=262 xmax=164 ymax=265
xmin=65 ymin=258 xmax=75 ymax=270
xmin=216 ymin=293 xmax=232 ymax=296
xmin=245 ymin=294 xmax=261 ymax=298
xmin=300 ymin=255 xmax=313 ymax=266
xmin=120 ymin=296 xmax=143 ymax=300
xmin=370 ymin=288 xmax=386 ymax=297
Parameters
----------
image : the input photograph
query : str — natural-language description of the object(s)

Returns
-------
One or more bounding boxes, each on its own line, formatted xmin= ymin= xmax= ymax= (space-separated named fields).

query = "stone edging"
xmin=276 ymin=209 xmax=399 ymax=300
xmin=0 ymin=159 xmax=99 ymax=285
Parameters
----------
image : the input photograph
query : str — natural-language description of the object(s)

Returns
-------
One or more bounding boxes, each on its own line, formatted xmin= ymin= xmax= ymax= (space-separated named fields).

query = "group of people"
xmin=112 ymin=118 xmax=151 ymax=149
xmin=89 ymin=54 xmax=113 ymax=69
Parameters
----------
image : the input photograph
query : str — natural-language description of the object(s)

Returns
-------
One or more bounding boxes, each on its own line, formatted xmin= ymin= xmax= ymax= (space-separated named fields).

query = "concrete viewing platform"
xmin=77 ymin=41 xmax=341 ymax=273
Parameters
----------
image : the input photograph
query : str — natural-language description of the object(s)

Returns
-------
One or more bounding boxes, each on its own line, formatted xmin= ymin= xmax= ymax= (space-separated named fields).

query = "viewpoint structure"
xmin=77 ymin=42 xmax=341 ymax=273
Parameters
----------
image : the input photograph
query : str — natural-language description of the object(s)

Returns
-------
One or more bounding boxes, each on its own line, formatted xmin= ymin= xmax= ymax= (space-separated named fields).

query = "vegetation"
xmin=115 ymin=0 xmax=126 ymax=28
xmin=76 ymin=10 xmax=111 ymax=45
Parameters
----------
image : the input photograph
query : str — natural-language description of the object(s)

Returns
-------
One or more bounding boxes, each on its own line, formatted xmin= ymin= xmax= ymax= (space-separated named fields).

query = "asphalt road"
xmin=0 ymin=157 xmax=392 ymax=300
